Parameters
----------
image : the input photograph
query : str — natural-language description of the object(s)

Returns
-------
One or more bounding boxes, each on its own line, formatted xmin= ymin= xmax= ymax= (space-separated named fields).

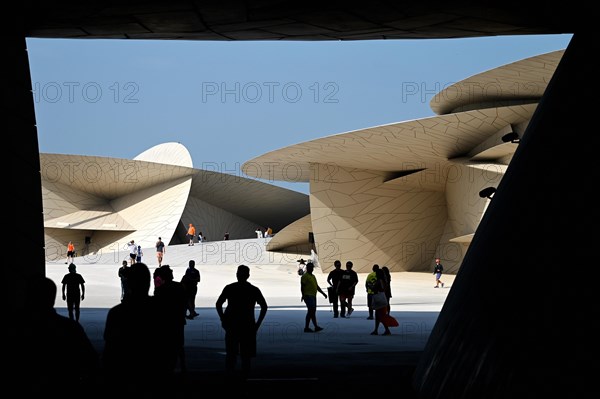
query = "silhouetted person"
xmin=118 ymin=260 xmax=129 ymax=301
xmin=103 ymin=262 xmax=170 ymax=394
xmin=154 ymin=265 xmax=188 ymax=374
xmin=381 ymin=266 xmax=392 ymax=313
xmin=338 ymin=261 xmax=359 ymax=317
xmin=153 ymin=265 xmax=165 ymax=291
xmin=10 ymin=276 xmax=98 ymax=396
xmin=365 ymin=264 xmax=380 ymax=320
xmin=181 ymin=259 xmax=201 ymax=319
xmin=371 ymin=268 xmax=392 ymax=336
xmin=216 ymin=265 xmax=268 ymax=381
xmin=61 ymin=263 xmax=85 ymax=322
xmin=326 ymin=259 xmax=344 ymax=318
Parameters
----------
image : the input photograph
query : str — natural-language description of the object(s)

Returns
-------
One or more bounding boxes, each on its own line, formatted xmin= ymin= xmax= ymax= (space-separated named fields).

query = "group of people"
xmin=186 ymin=223 xmax=211 ymax=245
xmin=313 ymin=258 xmax=445 ymax=336
xmin=187 ymin=224 xmax=275 ymax=244
xmin=321 ymin=260 xmax=396 ymax=335
xmin=254 ymin=226 xmax=274 ymax=238
xmin=325 ymin=260 xmax=359 ymax=318
xmin=298 ymin=259 xmax=395 ymax=336
xmin=53 ymin=243 xmax=446 ymax=387
xmin=289 ymin=255 xmax=447 ymax=338
xmin=364 ymin=264 xmax=396 ymax=335
xmin=118 ymin=259 xmax=201 ymax=320
xmin=47 ymin=259 xmax=267 ymax=389
xmin=104 ymin=261 xmax=189 ymax=392
xmin=126 ymin=240 xmax=144 ymax=265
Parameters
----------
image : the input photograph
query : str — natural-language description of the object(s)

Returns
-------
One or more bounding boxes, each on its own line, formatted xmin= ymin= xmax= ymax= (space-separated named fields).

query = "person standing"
xmin=118 ymin=260 xmax=130 ymax=301
xmin=103 ymin=263 xmax=172 ymax=394
xmin=365 ymin=264 xmax=380 ymax=320
xmin=326 ymin=260 xmax=344 ymax=318
xmin=156 ymin=237 xmax=166 ymax=267
xmin=300 ymin=262 xmax=327 ymax=332
xmin=182 ymin=259 xmax=201 ymax=319
xmin=127 ymin=240 xmax=137 ymax=265
xmin=187 ymin=223 xmax=196 ymax=245
xmin=216 ymin=264 xmax=268 ymax=381
xmin=154 ymin=265 xmax=188 ymax=374
xmin=12 ymin=276 xmax=98 ymax=394
xmin=61 ymin=263 xmax=85 ymax=322
xmin=135 ymin=245 xmax=143 ymax=263
xmin=370 ymin=268 xmax=392 ymax=336
xmin=338 ymin=261 xmax=359 ymax=317
xmin=381 ymin=266 xmax=392 ymax=313
xmin=433 ymin=257 xmax=444 ymax=288
xmin=66 ymin=241 xmax=75 ymax=264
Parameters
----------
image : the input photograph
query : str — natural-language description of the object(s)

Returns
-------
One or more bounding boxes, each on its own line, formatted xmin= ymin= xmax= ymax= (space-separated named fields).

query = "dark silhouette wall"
xmin=413 ymin=33 xmax=592 ymax=398
xmin=10 ymin=33 xmax=46 ymax=317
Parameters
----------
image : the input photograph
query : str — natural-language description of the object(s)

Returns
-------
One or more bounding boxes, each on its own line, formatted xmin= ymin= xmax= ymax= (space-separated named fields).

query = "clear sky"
xmin=26 ymin=34 xmax=572 ymax=194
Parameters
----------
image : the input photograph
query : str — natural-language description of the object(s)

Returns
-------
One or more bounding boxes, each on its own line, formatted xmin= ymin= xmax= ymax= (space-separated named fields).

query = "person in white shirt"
xmin=127 ymin=240 xmax=137 ymax=265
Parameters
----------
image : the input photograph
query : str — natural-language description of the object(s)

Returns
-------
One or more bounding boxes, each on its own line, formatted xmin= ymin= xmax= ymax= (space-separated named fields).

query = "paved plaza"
xmin=45 ymin=238 xmax=454 ymax=394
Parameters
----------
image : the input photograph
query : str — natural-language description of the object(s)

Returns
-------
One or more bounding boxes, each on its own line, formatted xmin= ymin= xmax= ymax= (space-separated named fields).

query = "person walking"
xmin=187 ymin=223 xmax=196 ymax=245
xmin=61 ymin=263 xmax=85 ymax=322
xmin=215 ymin=264 xmax=268 ymax=381
xmin=66 ymin=241 xmax=75 ymax=264
xmin=156 ymin=237 xmax=166 ymax=267
xmin=433 ymin=257 xmax=444 ymax=288
xmin=182 ymin=259 xmax=201 ymax=319
xmin=326 ymin=260 xmax=344 ymax=318
xmin=338 ymin=261 xmax=359 ymax=317
xmin=365 ymin=264 xmax=380 ymax=320
xmin=300 ymin=262 xmax=327 ymax=332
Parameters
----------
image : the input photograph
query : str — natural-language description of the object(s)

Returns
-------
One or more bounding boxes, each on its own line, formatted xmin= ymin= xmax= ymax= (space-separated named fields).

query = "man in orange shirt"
xmin=187 ymin=224 xmax=196 ymax=246
xmin=66 ymin=241 xmax=75 ymax=264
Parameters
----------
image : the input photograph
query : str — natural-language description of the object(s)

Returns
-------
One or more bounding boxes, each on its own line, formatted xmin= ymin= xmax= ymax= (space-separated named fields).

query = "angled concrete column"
xmin=413 ymin=33 xmax=592 ymax=398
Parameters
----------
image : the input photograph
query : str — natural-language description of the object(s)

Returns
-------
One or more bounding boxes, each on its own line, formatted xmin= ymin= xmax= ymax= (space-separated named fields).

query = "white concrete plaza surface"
xmin=46 ymin=238 xmax=454 ymax=374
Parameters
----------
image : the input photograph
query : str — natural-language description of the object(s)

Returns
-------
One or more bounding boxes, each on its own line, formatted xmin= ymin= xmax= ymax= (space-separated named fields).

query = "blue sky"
xmin=26 ymin=34 xmax=572 ymax=194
